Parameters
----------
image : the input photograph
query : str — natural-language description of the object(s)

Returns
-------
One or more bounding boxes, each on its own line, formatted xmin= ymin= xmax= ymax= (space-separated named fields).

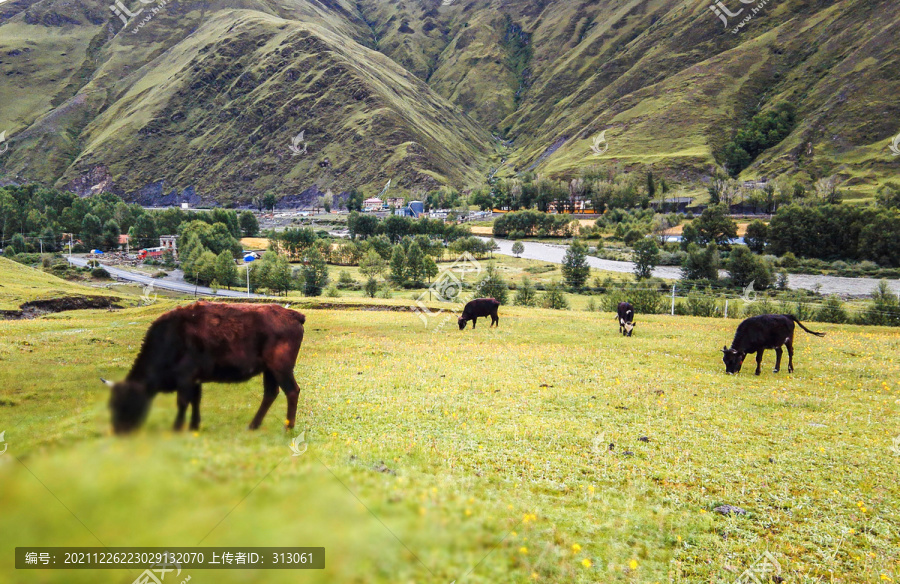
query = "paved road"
xmin=67 ymin=256 xmax=260 ymax=298
xmin=484 ymin=238 xmax=900 ymax=297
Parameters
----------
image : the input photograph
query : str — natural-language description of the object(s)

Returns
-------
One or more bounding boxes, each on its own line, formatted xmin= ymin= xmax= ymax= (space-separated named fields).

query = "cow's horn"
xmin=100 ymin=377 xmax=114 ymax=387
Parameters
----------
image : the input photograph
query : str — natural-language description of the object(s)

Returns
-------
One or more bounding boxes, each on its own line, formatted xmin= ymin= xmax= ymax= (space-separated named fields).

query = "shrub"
xmin=816 ymin=295 xmax=847 ymax=324
xmin=324 ymin=284 xmax=341 ymax=297
xmin=364 ymin=277 xmax=379 ymax=298
xmin=684 ymin=291 xmax=722 ymax=317
xmin=91 ymin=267 xmax=111 ymax=279
xmin=777 ymin=252 xmax=799 ymax=268
xmin=542 ymin=281 xmax=569 ymax=310
xmin=474 ymin=264 xmax=509 ymax=304
xmin=514 ymin=277 xmax=537 ymax=307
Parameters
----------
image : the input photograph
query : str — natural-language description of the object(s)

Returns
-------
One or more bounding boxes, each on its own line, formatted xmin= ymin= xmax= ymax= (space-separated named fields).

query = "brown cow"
xmin=104 ymin=302 xmax=306 ymax=433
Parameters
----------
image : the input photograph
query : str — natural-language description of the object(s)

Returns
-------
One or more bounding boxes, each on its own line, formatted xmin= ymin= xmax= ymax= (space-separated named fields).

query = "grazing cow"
xmin=458 ymin=298 xmax=500 ymax=330
xmin=617 ymin=301 xmax=635 ymax=336
xmin=722 ymin=314 xmax=825 ymax=375
xmin=103 ymin=302 xmax=306 ymax=434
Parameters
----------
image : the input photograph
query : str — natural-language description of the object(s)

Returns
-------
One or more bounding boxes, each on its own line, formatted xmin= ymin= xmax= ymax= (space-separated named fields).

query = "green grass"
xmin=0 ymin=257 xmax=124 ymax=311
xmin=1 ymin=295 xmax=898 ymax=583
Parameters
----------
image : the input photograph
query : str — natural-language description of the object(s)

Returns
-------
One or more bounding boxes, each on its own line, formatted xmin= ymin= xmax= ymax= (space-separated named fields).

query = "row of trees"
xmin=347 ymin=212 xmax=471 ymax=242
xmin=493 ymin=209 xmax=578 ymax=238
xmin=0 ymin=185 xmax=260 ymax=253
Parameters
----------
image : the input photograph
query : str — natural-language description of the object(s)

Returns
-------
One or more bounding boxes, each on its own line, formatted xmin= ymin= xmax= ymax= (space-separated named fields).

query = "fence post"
xmin=725 ymin=299 xmax=729 ymax=319
xmin=671 ymin=285 xmax=676 ymax=316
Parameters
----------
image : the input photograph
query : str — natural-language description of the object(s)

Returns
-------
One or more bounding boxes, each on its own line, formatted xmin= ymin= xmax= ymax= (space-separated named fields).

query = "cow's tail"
xmin=791 ymin=315 xmax=825 ymax=337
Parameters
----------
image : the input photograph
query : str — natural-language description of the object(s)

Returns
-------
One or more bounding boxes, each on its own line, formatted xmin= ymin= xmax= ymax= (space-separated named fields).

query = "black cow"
xmin=722 ymin=314 xmax=825 ymax=375
xmin=617 ymin=301 xmax=635 ymax=336
xmin=458 ymin=298 xmax=500 ymax=329
xmin=103 ymin=302 xmax=306 ymax=433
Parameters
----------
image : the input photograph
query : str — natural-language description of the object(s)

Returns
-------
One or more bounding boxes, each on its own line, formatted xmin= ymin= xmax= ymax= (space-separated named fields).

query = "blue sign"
xmin=243 ymin=254 xmax=256 ymax=263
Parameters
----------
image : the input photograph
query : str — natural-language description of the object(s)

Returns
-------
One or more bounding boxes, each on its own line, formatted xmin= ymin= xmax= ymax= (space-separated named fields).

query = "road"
xmin=483 ymin=238 xmax=900 ymax=297
xmin=67 ymin=256 xmax=260 ymax=298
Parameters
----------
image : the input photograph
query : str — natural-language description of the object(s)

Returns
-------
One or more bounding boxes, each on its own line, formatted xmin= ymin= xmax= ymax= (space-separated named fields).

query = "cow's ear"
xmin=100 ymin=377 xmax=114 ymax=387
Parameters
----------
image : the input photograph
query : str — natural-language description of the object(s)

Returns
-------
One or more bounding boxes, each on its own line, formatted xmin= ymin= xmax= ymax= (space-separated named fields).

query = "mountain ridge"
xmin=0 ymin=0 xmax=897 ymax=202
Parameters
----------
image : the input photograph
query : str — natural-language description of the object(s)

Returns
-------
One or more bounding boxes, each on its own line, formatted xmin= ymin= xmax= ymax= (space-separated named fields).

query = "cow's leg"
xmin=491 ymin=313 xmax=499 ymax=327
xmin=754 ymin=350 xmax=764 ymax=376
xmin=189 ymin=384 xmax=202 ymax=430
xmin=248 ymin=370 xmax=279 ymax=430
xmin=174 ymin=388 xmax=190 ymax=431
xmin=274 ymin=371 xmax=301 ymax=431
xmin=786 ymin=338 xmax=795 ymax=373
xmin=472 ymin=317 xmax=477 ymax=329
xmin=773 ymin=346 xmax=783 ymax=373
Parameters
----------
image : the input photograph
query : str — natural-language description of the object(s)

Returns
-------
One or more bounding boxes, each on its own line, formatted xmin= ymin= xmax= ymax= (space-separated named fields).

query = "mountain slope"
xmin=0 ymin=0 xmax=897 ymax=201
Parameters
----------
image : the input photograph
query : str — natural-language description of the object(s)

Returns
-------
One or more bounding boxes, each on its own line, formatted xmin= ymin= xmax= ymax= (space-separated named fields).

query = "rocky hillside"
xmin=0 ymin=0 xmax=897 ymax=204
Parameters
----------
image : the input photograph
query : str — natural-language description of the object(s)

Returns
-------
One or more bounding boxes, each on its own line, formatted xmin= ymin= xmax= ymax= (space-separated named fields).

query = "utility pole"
xmin=246 ymin=264 xmax=251 ymax=297
xmin=39 ymin=239 xmax=43 ymax=254
xmin=671 ymin=285 xmax=676 ymax=316
xmin=195 ymin=272 xmax=198 ymax=297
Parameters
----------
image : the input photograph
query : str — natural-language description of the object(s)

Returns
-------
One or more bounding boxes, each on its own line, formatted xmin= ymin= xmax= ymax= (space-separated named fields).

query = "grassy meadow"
xmin=1 ymin=274 xmax=898 ymax=583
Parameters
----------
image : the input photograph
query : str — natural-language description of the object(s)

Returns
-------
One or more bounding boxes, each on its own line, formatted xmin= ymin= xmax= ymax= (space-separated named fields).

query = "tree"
xmin=475 ymin=264 xmax=508 ymax=304
xmin=694 ymin=205 xmax=738 ymax=246
xmin=215 ymin=250 xmax=238 ymax=289
xmin=267 ymin=253 xmax=293 ymax=295
xmin=301 ymin=247 xmax=329 ymax=296
xmin=876 ymin=183 xmax=900 ymax=210
xmin=681 ymin=243 xmax=720 ymax=281
xmin=406 ymin=242 xmax=425 ymax=285
xmin=263 ymin=192 xmax=278 ymax=212
xmin=562 ymin=240 xmax=590 ymax=288
xmin=514 ymin=276 xmax=537 ymax=306
xmin=364 ymin=276 xmax=379 ymax=298
xmin=129 ymin=214 xmax=158 ymax=249
xmin=542 ymin=281 xmax=570 ymax=310
xmin=390 ymin=245 xmax=407 ymax=285
xmin=423 ymin=256 xmax=439 ymax=283
xmin=82 ymin=214 xmax=102 ymax=249
xmin=346 ymin=189 xmax=365 ymax=212
xmin=10 ymin=233 xmax=26 ymax=254
xmin=646 ymin=171 xmax=656 ymax=200
xmin=102 ymin=219 xmax=121 ymax=251
xmin=726 ymin=245 xmax=772 ymax=289
xmin=512 ymin=241 xmax=525 ymax=257
xmin=196 ymin=250 xmax=218 ymax=284
xmin=239 ymin=211 xmax=259 ymax=237
xmin=633 ymin=237 xmax=659 ymax=280
xmin=744 ymin=220 xmax=768 ymax=254
xmin=359 ymin=250 xmax=387 ymax=278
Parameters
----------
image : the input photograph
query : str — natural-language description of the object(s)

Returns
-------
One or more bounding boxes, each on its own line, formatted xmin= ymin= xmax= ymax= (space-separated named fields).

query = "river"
xmin=482 ymin=238 xmax=900 ymax=297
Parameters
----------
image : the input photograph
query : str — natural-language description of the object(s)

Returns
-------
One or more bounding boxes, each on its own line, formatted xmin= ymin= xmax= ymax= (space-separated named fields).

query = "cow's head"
xmin=103 ymin=378 xmax=151 ymax=434
xmin=721 ymin=347 xmax=745 ymax=374
xmin=457 ymin=316 xmax=468 ymax=330
xmin=624 ymin=321 xmax=635 ymax=337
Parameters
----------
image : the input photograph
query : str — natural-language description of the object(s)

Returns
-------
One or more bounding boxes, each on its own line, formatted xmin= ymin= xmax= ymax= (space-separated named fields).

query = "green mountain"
xmin=0 ymin=0 xmax=897 ymax=204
